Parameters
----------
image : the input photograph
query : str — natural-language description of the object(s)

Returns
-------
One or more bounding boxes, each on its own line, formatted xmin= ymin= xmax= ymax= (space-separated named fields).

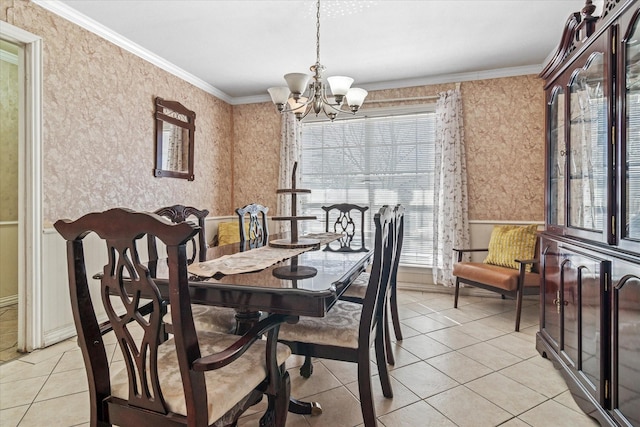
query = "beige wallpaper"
xmin=2 ymin=0 xmax=233 ymax=226
xmin=462 ymin=75 xmax=545 ymax=221
xmin=2 ymin=0 xmax=544 ymax=226
xmin=231 ymin=102 xmax=282 ymax=213
xmin=0 ymin=48 xmax=18 ymax=222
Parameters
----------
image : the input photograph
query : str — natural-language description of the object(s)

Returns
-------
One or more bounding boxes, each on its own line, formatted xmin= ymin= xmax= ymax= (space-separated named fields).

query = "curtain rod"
xmin=364 ymin=82 xmax=461 ymax=104
xmin=364 ymin=95 xmax=439 ymax=104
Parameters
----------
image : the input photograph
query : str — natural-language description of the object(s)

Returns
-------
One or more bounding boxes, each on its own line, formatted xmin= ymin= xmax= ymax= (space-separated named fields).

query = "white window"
xmin=300 ymin=106 xmax=436 ymax=265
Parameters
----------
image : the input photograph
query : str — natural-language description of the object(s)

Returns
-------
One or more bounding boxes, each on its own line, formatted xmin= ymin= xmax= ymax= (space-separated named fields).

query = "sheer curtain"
xmin=432 ymin=89 xmax=470 ymax=286
xmin=277 ymin=112 xmax=302 ymax=232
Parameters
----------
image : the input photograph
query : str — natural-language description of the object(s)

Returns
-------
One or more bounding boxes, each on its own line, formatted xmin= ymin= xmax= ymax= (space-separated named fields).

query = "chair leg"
xmin=375 ymin=321 xmax=393 ymax=398
xmin=454 ymin=278 xmax=461 ymax=308
xmin=515 ymin=288 xmax=523 ymax=332
xmin=357 ymin=350 xmax=377 ymax=427
xmin=300 ymin=356 xmax=313 ymax=378
xmin=159 ymin=300 xmax=169 ymax=343
xmin=390 ymin=283 xmax=403 ymax=341
xmin=383 ymin=306 xmax=395 ymax=366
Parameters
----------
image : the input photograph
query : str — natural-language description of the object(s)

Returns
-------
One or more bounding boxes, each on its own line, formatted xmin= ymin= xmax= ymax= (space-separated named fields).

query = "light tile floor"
xmin=0 ymin=304 xmax=20 ymax=363
xmin=0 ymin=289 xmax=600 ymax=427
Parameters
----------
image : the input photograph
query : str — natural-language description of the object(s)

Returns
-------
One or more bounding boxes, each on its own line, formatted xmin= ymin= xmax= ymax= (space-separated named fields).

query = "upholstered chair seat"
xmin=452 ymin=262 xmax=539 ymax=292
xmin=111 ymin=330 xmax=291 ymax=426
xmin=341 ymin=272 xmax=369 ymax=300
xmin=278 ymin=301 xmax=362 ymax=349
xmin=163 ymin=305 xmax=237 ymax=334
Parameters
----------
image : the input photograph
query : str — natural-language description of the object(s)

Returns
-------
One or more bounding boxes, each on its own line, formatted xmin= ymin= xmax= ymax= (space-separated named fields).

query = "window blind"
xmin=300 ymin=110 xmax=436 ymax=265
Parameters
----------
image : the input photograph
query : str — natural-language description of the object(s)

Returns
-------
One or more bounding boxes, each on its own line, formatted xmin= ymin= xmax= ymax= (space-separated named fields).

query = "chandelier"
xmin=267 ymin=0 xmax=368 ymax=121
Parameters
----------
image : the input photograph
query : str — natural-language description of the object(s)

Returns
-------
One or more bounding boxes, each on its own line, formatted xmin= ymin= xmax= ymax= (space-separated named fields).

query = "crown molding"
xmin=360 ymin=64 xmax=543 ymax=93
xmin=30 ymin=0 xmax=543 ymax=107
xmin=31 ymin=0 xmax=233 ymax=104
xmin=235 ymin=64 xmax=543 ymax=105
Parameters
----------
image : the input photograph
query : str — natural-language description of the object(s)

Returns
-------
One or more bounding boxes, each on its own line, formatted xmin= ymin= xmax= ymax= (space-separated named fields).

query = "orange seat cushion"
xmin=453 ymin=262 xmax=539 ymax=292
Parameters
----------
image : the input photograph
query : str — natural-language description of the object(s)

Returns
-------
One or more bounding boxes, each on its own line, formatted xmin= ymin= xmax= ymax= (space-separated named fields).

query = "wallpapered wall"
xmin=232 ymin=102 xmax=282 ymax=212
xmin=2 ymin=0 xmax=234 ymax=226
xmin=2 ymin=0 xmax=544 ymax=226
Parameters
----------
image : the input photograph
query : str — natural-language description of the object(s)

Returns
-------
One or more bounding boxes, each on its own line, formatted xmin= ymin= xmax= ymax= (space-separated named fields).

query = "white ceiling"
xmin=44 ymin=0 xmax=593 ymax=103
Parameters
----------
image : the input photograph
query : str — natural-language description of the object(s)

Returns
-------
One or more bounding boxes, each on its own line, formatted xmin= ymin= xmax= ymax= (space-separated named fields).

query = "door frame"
xmin=0 ymin=22 xmax=43 ymax=352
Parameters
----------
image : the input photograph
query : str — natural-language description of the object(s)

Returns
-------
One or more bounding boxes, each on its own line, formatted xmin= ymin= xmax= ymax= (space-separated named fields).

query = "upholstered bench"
xmin=452 ymin=224 xmax=540 ymax=332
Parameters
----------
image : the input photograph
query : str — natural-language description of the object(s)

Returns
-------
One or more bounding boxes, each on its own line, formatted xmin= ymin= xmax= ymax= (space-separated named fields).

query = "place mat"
xmin=187 ymin=232 xmax=344 ymax=278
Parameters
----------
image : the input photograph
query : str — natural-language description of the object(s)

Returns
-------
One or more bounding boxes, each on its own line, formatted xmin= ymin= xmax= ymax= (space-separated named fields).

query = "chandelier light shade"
xmin=267 ymin=0 xmax=367 ymax=121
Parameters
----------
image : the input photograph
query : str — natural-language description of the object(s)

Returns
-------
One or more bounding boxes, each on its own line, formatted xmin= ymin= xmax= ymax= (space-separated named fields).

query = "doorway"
xmin=0 ymin=22 xmax=43 ymax=355
xmin=0 ymin=39 xmax=20 ymax=362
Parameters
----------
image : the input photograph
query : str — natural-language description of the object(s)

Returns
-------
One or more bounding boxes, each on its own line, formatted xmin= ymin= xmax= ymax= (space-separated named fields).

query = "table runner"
xmin=187 ymin=232 xmax=343 ymax=277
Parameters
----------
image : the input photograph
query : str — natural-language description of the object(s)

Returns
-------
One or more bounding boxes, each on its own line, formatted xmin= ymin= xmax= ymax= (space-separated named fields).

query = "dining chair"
xmin=149 ymin=205 xmax=237 ymax=337
xmin=54 ymin=207 xmax=292 ymax=427
xmin=236 ymin=203 xmax=269 ymax=249
xmin=341 ymin=205 xmax=405 ymax=359
xmin=322 ymin=203 xmax=369 ymax=252
xmin=297 ymin=203 xmax=371 ymax=378
xmin=148 ymin=204 xmax=209 ymax=265
xmin=278 ymin=205 xmax=397 ymax=427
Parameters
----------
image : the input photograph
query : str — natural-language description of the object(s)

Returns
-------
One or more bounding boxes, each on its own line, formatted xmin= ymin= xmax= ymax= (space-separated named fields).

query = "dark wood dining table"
xmin=148 ymin=232 xmax=373 ymax=416
xmin=152 ymin=233 xmax=371 ymax=320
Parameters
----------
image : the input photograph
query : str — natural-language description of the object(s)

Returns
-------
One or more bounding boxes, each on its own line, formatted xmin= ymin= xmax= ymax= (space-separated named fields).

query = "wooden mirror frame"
xmin=154 ymin=97 xmax=196 ymax=181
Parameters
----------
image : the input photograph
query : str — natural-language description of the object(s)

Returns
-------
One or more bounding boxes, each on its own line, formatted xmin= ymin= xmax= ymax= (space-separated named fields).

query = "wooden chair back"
xmin=364 ymin=205 xmax=399 ymax=339
xmin=147 ymin=204 xmax=209 ymax=264
xmin=388 ymin=204 xmax=405 ymax=341
xmin=322 ymin=203 xmax=369 ymax=252
xmin=236 ymin=203 xmax=269 ymax=248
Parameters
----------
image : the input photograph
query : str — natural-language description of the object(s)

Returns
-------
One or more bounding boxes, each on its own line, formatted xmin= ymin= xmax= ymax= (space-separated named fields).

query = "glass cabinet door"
xmin=568 ymin=52 xmax=608 ymax=235
xmin=549 ymin=87 xmax=566 ymax=228
xmin=624 ymin=17 xmax=640 ymax=242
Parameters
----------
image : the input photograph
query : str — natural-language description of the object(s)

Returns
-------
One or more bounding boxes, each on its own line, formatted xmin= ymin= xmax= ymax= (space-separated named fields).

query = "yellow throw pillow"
xmin=483 ymin=224 xmax=538 ymax=272
xmin=217 ymin=222 xmax=241 ymax=246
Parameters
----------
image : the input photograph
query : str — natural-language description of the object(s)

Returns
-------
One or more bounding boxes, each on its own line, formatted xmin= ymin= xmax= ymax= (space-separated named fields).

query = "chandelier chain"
xmin=316 ymin=0 xmax=321 ymax=66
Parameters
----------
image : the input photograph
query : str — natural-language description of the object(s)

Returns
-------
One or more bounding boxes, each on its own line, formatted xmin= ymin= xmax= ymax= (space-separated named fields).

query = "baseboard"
xmin=397 ymin=281 xmax=535 ymax=299
xmin=43 ymin=324 xmax=77 ymax=348
xmin=0 ymin=294 xmax=18 ymax=308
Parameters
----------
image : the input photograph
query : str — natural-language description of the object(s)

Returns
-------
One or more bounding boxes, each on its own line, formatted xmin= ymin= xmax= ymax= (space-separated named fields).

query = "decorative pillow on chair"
xmin=217 ymin=222 xmax=241 ymax=246
xmin=483 ymin=224 xmax=538 ymax=272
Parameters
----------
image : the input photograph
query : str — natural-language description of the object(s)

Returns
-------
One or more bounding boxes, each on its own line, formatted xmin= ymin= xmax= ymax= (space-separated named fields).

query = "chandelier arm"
xmin=277 ymin=98 xmax=314 ymax=114
xmin=300 ymin=105 xmax=314 ymax=121
xmin=321 ymin=101 xmax=351 ymax=114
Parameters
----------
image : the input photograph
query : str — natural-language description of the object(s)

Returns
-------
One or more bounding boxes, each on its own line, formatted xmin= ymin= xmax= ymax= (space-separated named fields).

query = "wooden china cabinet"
xmin=537 ymin=1 xmax=640 ymax=426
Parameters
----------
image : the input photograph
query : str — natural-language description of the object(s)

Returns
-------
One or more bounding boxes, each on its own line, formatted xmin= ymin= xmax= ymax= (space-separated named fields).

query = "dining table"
xmin=147 ymin=231 xmax=373 ymax=416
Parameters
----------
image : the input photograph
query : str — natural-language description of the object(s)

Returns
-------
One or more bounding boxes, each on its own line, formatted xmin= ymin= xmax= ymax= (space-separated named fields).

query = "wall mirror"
xmin=154 ymin=97 xmax=195 ymax=181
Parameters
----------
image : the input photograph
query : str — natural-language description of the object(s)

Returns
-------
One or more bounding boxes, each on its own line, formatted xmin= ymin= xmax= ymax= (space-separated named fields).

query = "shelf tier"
xmin=272 ymin=216 xmax=317 ymax=221
xmin=269 ymin=237 xmax=320 ymax=249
